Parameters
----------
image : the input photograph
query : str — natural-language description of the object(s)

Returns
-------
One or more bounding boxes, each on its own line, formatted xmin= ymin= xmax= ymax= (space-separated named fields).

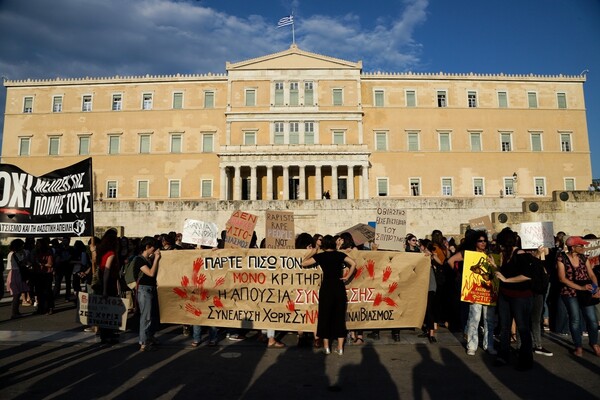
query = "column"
xmin=283 ymin=165 xmax=289 ymax=200
xmin=361 ymin=164 xmax=369 ymax=199
xmin=220 ymin=166 xmax=227 ymax=200
xmin=299 ymin=166 xmax=306 ymax=200
xmin=315 ymin=165 xmax=322 ymax=199
xmin=267 ymin=165 xmax=273 ymax=200
xmin=347 ymin=165 xmax=355 ymax=200
xmin=331 ymin=164 xmax=338 ymax=199
xmin=250 ymin=165 xmax=257 ymax=200
xmin=233 ymin=165 xmax=241 ymax=200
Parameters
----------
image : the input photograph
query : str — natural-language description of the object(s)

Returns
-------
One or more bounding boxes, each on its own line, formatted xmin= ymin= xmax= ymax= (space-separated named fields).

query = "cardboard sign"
xmin=519 ymin=222 xmax=554 ymax=249
xmin=265 ymin=210 xmax=295 ymax=249
xmin=585 ymin=239 xmax=600 ymax=267
xmin=469 ymin=216 xmax=494 ymax=233
xmin=461 ymin=250 xmax=499 ymax=306
xmin=338 ymin=223 xmax=376 ymax=246
xmin=157 ymin=249 xmax=430 ymax=330
xmin=224 ymin=210 xmax=258 ymax=248
xmin=182 ymin=219 xmax=219 ymax=248
xmin=78 ymin=292 xmax=127 ymax=331
xmin=374 ymin=208 xmax=406 ymax=251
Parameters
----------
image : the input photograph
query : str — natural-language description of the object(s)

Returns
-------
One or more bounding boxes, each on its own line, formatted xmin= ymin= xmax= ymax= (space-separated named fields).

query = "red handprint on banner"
xmin=185 ymin=303 xmax=202 ymax=316
xmin=181 ymin=275 xmax=189 ymax=288
xmin=287 ymin=300 xmax=295 ymax=312
xmin=388 ymin=282 xmax=398 ymax=294
xmin=173 ymin=287 xmax=188 ymax=299
xmin=366 ymin=259 xmax=376 ymax=279
xmin=373 ymin=293 xmax=383 ymax=306
xmin=213 ymin=296 xmax=223 ymax=308
xmin=354 ymin=266 xmax=364 ymax=279
xmin=214 ymin=276 xmax=225 ymax=287
xmin=382 ymin=266 xmax=392 ymax=282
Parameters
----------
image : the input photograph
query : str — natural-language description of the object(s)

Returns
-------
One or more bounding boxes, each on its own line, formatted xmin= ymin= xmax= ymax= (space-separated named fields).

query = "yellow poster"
xmin=157 ymin=249 xmax=430 ymax=331
xmin=461 ymin=250 xmax=499 ymax=306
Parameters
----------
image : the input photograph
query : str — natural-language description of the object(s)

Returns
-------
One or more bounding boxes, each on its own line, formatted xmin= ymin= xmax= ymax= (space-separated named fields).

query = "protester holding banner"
xmin=137 ymin=236 xmax=162 ymax=352
xmin=556 ymin=236 xmax=600 ymax=357
xmin=6 ymin=239 xmax=30 ymax=319
xmin=302 ymin=235 xmax=357 ymax=355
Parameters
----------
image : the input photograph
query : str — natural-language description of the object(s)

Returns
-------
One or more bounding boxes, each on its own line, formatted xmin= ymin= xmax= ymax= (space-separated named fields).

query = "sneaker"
xmin=182 ymin=326 xmax=191 ymax=337
xmin=534 ymin=347 xmax=553 ymax=356
xmin=334 ymin=348 xmax=343 ymax=356
xmin=324 ymin=347 xmax=331 ymax=355
xmin=83 ymin=327 xmax=95 ymax=333
xmin=467 ymin=349 xmax=476 ymax=356
xmin=228 ymin=334 xmax=245 ymax=342
xmin=140 ymin=344 xmax=154 ymax=352
xmin=486 ymin=348 xmax=498 ymax=355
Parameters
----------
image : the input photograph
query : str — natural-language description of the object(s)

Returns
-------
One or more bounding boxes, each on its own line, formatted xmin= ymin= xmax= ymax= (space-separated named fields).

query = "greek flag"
xmin=277 ymin=15 xmax=294 ymax=28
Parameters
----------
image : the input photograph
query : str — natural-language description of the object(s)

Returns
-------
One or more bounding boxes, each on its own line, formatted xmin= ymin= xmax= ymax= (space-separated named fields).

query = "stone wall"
xmin=93 ymin=191 xmax=600 ymax=240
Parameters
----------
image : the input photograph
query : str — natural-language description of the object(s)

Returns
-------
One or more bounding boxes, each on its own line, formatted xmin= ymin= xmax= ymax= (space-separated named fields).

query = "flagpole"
xmin=292 ymin=21 xmax=295 ymax=45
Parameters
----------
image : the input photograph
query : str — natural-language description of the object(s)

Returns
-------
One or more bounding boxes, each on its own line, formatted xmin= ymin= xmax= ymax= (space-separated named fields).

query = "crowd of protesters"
xmin=3 ymin=225 xmax=599 ymax=368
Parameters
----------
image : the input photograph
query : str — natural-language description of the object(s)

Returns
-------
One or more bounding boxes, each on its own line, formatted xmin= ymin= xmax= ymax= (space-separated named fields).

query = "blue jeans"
xmin=138 ymin=285 xmax=159 ymax=345
xmin=562 ymin=296 xmax=599 ymax=348
xmin=192 ymin=325 xmax=218 ymax=343
xmin=498 ymin=292 xmax=533 ymax=367
xmin=466 ymin=303 xmax=495 ymax=352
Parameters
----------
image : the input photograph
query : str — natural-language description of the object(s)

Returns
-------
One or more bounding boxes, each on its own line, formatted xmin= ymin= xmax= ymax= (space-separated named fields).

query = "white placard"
xmin=519 ymin=221 xmax=554 ymax=249
xmin=182 ymin=219 xmax=219 ymax=248
xmin=374 ymin=208 xmax=406 ymax=251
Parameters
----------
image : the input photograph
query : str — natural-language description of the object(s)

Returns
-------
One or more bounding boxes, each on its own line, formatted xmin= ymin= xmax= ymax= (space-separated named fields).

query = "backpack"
xmin=122 ymin=255 xmax=144 ymax=285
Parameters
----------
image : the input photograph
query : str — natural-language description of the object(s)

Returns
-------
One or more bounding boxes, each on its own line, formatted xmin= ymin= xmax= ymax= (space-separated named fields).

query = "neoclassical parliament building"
xmin=1 ymin=45 xmax=592 ymax=211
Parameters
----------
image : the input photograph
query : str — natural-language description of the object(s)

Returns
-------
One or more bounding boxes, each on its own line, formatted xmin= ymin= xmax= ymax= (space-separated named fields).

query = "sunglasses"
xmin=477 ymin=240 xmax=488 ymax=243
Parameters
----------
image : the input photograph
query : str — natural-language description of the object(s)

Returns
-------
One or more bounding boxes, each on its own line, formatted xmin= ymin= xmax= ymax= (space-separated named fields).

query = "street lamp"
xmin=512 ymin=172 xmax=518 ymax=196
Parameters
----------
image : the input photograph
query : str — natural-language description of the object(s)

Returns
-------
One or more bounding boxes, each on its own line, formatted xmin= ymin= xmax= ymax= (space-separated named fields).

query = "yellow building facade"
xmin=2 ymin=45 xmax=592 ymax=204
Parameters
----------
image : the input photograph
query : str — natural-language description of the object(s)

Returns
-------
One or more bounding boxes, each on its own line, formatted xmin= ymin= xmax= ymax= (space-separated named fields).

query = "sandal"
xmin=353 ymin=337 xmax=365 ymax=345
xmin=191 ymin=341 xmax=200 ymax=348
xmin=267 ymin=341 xmax=286 ymax=348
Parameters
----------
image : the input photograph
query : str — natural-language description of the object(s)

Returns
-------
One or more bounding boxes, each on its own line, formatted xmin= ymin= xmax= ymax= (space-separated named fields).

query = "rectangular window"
xmin=557 ymin=92 xmax=567 ymax=109
xmin=142 ymin=93 xmax=153 ymax=110
xmin=173 ymin=92 xmax=183 ymax=109
xmin=108 ymin=135 xmax=120 ymax=155
xmin=19 ymin=137 xmax=30 ymax=156
xmin=374 ymin=90 xmax=384 ymax=107
xmin=78 ymin=136 xmax=90 ymax=155
xmin=304 ymin=82 xmax=314 ymax=106
xmin=560 ymin=133 xmax=572 ymax=152
xmin=377 ymin=178 xmax=388 ymax=196
xmin=437 ymin=91 xmax=447 ymax=107
xmin=23 ymin=96 xmax=33 ymax=113
xmin=470 ymin=132 xmax=482 ymax=151
xmin=244 ymin=131 xmax=256 ymax=145
xmin=441 ymin=178 xmax=452 ymax=196
xmin=274 ymin=82 xmax=284 ymax=106
xmin=528 ymin=92 xmax=538 ymax=108
xmin=468 ymin=91 xmax=477 ymax=108
xmin=406 ymin=90 xmax=416 ymax=107
xmin=564 ymin=178 xmax=575 ymax=191
xmin=534 ymin=178 xmax=546 ymax=196
xmin=139 ymin=134 xmax=151 ymax=154
xmin=410 ymin=178 xmax=421 ymax=196
xmin=170 ymin=134 xmax=182 ymax=153
xmin=169 ymin=180 xmax=180 ymax=198
xmin=497 ymin=91 xmax=508 ymax=108
xmin=202 ymin=133 xmax=214 ymax=152
xmin=289 ymin=82 xmax=299 ymax=106
xmin=201 ymin=180 xmax=213 ymax=198
xmin=333 ymin=131 xmax=344 ymax=145
xmin=204 ymin=91 xmax=215 ymax=108
xmin=407 ymin=132 xmax=419 ymax=151
xmin=289 ymin=122 xmax=299 ymax=144
xmin=439 ymin=132 xmax=451 ymax=151
xmin=274 ymin=122 xmax=285 ymax=144
xmin=504 ymin=178 xmax=515 ymax=196
xmin=52 ymin=96 xmax=63 ymax=113
xmin=107 ymin=181 xmax=117 ymax=199
xmin=304 ymin=122 xmax=315 ymax=144
xmin=245 ymin=89 xmax=256 ymax=106
xmin=531 ymin=133 xmax=542 ymax=152
xmin=137 ymin=181 xmax=149 ymax=198
xmin=501 ymin=133 xmax=512 ymax=152
xmin=332 ymin=89 xmax=343 ymax=106
xmin=112 ymin=94 xmax=122 ymax=111
xmin=48 ymin=137 xmax=60 ymax=156
xmin=82 ymin=95 xmax=92 ymax=112
xmin=375 ymin=132 xmax=387 ymax=151
xmin=473 ymin=178 xmax=484 ymax=196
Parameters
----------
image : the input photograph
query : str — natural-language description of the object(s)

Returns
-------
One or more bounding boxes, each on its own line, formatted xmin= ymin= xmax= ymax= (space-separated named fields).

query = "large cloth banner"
xmin=0 ymin=158 xmax=94 ymax=237
xmin=461 ymin=250 xmax=499 ymax=306
xmin=157 ymin=249 xmax=430 ymax=331
xmin=78 ymin=292 xmax=128 ymax=331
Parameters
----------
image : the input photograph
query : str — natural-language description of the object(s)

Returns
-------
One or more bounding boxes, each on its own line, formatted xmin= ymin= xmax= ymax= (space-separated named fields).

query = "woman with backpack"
xmin=135 ymin=236 xmax=162 ymax=352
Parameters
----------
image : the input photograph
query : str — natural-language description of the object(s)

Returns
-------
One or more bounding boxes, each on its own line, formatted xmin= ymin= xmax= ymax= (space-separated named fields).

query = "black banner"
xmin=0 ymin=158 xmax=94 ymax=237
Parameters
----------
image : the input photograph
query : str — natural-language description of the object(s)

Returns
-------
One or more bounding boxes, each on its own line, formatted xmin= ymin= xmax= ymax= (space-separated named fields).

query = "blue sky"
xmin=1 ymin=0 xmax=599 ymax=176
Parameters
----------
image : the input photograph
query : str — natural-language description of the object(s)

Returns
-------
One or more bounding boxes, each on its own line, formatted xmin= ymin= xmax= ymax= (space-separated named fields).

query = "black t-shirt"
xmin=313 ymin=251 xmax=347 ymax=282
xmin=136 ymin=256 xmax=156 ymax=287
xmin=500 ymin=252 xmax=534 ymax=291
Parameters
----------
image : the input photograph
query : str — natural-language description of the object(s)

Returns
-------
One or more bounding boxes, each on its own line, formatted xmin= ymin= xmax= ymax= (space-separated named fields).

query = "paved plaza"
xmin=1 ymin=298 xmax=599 ymax=400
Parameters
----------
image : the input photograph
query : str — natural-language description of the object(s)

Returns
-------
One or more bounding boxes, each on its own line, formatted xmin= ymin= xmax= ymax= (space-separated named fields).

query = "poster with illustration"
xmin=461 ymin=250 xmax=499 ymax=306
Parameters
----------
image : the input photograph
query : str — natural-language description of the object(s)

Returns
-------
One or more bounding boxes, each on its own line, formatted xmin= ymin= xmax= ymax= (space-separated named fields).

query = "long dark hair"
xmin=96 ymin=229 xmax=119 ymax=264
xmin=496 ymin=227 xmax=518 ymax=265
xmin=321 ymin=235 xmax=337 ymax=251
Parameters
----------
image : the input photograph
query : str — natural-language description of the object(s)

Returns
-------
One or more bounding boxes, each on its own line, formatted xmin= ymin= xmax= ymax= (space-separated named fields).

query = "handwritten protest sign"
xmin=265 ymin=211 xmax=295 ymax=249
xmin=461 ymin=250 xmax=499 ymax=306
xmin=182 ymin=219 xmax=219 ymax=248
xmin=585 ymin=239 xmax=600 ymax=267
xmin=374 ymin=208 xmax=407 ymax=251
xmin=157 ymin=249 xmax=430 ymax=331
xmin=78 ymin=292 xmax=128 ymax=331
xmin=224 ymin=210 xmax=258 ymax=248
xmin=519 ymin=222 xmax=554 ymax=249
xmin=469 ymin=216 xmax=494 ymax=233
xmin=338 ymin=223 xmax=375 ymax=246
